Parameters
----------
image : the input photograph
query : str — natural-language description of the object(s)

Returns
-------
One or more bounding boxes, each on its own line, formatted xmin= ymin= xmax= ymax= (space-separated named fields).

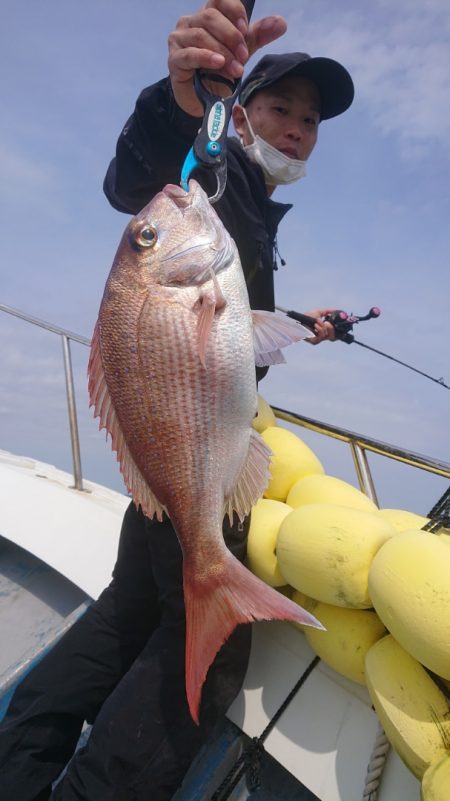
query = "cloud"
xmin=279 ymin=0 xmax=450 ymax=158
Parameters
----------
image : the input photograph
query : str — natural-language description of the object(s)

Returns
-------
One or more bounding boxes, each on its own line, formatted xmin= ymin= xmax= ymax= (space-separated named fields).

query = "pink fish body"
xmin=89 ymin=180 xmax=322 ymax=722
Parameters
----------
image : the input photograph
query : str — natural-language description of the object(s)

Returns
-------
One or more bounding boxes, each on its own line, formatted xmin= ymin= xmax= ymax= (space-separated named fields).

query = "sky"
xmin=1 ymin=0 xmax=449 ymax=515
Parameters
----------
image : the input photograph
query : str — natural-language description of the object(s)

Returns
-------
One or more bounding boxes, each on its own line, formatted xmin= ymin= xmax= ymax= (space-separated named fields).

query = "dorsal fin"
xmin=88 ymin=323 xmax=166 ymax=521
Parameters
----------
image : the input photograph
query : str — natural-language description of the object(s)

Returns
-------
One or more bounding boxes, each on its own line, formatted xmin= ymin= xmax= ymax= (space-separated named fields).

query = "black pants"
xmin=0 ymin=503 xmax=251 ymax=801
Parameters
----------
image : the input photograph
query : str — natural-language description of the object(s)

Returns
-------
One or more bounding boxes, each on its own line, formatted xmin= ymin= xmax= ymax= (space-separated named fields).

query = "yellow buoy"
xmin=252 ymin=394 xmax=277 ymax=433
xmin=303 ymin=601 xmax=386 ymax=684
xmin=290 ymin=589 xmax=316 ymax=632
xmin=286 ymin=474 xmax=377 ymax=513
xmin=368 ymin=529 xmax=450 ymax=679
xmin=365 ymin=635 xmax=450 ymax=779
xmin=277 ymin=503 xmax=394 ymax=607
xmin=261 ymin=426 xmax=324 ymax=502
xmin=291 ymin=588 xmax=312 ymax=610
xmin=247 ymin=498 xmax=292 ymax=586
xmin=378 ymin=508 xmax=429 ymax=532
xmin=421 ymin=753 xmax=450 ymax=800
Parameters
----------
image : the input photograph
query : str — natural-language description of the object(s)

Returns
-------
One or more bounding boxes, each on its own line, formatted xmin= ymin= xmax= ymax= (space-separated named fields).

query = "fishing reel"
xmin=278 ymin=305 xmax=381 ymax=343
xmin=323 ymin=307 xmax=381 ymax=342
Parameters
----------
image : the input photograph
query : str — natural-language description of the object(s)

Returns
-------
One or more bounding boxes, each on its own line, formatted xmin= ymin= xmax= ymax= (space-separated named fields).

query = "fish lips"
xmin=162 ymin=180 xmax=204 ymax=212
xmin=162 ymin=183 xmax=192 ymax=210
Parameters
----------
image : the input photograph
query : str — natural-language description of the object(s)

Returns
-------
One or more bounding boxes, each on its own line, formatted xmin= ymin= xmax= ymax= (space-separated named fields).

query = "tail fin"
xmin=183 ymin=553 xmax=323 ymax=723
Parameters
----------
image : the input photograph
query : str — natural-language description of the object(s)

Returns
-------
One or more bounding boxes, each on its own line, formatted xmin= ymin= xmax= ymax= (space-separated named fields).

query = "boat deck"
xmin=0 ymin=449 xmax=422 ymax=800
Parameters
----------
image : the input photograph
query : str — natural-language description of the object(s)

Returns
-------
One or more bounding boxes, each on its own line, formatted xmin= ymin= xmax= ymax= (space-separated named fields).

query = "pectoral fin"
xmin=196 ymin=293 xmax=216 ymax=368
xmin=196 ymin=267 xmax=226 ymax=367
xmin=252 ymin=310 xmax=310 ymax=367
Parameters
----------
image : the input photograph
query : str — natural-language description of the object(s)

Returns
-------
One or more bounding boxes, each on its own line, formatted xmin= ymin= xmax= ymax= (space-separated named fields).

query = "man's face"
xmin=234 ymin=75 xmax=320 ymax=161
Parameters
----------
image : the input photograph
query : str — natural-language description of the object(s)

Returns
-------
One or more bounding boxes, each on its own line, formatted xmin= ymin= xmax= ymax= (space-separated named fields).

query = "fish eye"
xmin=137 ymin=225 xmax=157 ymax=248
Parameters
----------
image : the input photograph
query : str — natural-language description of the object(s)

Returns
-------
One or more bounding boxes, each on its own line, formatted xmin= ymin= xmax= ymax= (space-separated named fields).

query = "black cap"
xmin=239 ymin=52 xmax=354 ymax=120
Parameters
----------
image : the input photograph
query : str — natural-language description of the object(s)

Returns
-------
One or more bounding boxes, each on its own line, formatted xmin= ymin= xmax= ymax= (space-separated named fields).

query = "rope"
xmin=257 ymin=655 xmax=320 ymax=743
xmin=362 ymin=722 xmax=390 ymax=801
xmin=210 ymin=655 xmax=320 ymax=801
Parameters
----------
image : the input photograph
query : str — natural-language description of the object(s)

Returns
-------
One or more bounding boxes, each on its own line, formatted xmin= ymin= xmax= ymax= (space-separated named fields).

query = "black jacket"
xmin=104 ymin=77 xmax=293 ymax=316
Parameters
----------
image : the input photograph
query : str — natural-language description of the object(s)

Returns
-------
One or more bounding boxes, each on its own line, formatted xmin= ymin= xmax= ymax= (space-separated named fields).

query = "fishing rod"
xmin=276 ymin=305 xmax=450 ymax=391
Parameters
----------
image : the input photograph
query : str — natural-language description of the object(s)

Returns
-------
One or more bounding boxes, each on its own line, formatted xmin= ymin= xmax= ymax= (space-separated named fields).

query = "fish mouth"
xmin=162 ymin=180 xmax=208 ymax=211
xmin=163 ymin=183 xmax=194 ymax=210
xmin=158 ymin=179 xmax=235 ymax=278
xmin=160 ymin=184 xmax=214 ymax=262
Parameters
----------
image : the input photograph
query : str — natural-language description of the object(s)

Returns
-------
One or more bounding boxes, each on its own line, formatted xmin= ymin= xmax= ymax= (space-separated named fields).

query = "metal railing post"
xmin=349 ymin=442 xmax=379 ymax=506
xmin=61 ymin=334 xmax=84 ymax=491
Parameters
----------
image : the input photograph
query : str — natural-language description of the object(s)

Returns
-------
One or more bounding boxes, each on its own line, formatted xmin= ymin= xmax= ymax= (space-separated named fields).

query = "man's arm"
xmin=103 ymin=78 xmax=202 ymax=214
xmin=104 ymin=0 xmax=286 ymax=214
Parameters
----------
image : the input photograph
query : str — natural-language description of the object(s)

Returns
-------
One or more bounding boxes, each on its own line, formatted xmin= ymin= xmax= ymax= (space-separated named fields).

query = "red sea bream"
xmin=88 ymin=180 xmax=322 ymax=722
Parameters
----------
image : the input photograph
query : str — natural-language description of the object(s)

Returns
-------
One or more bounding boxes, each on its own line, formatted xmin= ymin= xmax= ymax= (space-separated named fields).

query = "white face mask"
xmin=241 ymin=108 xmax=307 ymax=186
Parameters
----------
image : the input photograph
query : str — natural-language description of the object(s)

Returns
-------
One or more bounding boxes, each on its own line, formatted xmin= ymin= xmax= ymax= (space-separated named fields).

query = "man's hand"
xmin=304 ymin=308 xmax=337 ymax=345
xmin=168 ymin=0 xmax=287 ymax=117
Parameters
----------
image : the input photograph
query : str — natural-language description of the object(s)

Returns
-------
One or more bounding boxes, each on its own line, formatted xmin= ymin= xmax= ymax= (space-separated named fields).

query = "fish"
xmin=88 ymin=179 xmax=323 ymax=723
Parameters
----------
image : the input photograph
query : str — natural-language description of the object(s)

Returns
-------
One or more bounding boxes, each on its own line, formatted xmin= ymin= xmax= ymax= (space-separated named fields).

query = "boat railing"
xmin=1 ymin=302 xmax=450 ymax=502
xmin=1 ymin=303 xmax=90 ymax=491
xmin=272 ymin=407 xmax=450 ymax=506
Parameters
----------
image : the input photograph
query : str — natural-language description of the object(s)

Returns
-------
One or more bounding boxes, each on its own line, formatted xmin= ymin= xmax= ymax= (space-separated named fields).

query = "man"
xmin=0 ymin=3 xmax=354 ymax=799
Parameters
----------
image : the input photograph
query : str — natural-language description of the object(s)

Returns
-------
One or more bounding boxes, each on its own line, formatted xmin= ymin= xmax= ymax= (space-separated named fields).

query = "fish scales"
xmin=89 ymin=180 xmax=322 ymax=722
xmin=142 ymin=299 xmax=249 ymax=517
xmin=136 ymin=265 xmax=253 ymax=519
